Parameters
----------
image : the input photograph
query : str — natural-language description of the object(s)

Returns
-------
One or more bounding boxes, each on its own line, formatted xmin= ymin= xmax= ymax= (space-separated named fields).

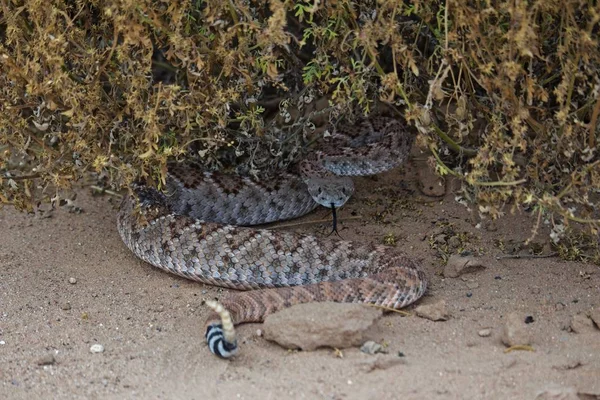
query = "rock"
xmin=36 ymin=354 xmax=56 ymax=366
xmin=478 ymin=328 xmax=492 ymax=337
xmin=535 ymin=386 xmax=579 ymax=400
xmin=588 ymin=308 xmax=600 ymax=328
xmin=570 ymin=313 xmax=596 ymax=333
xmin=416 ymin=161 xmax=445 ymax=197
xmin=448 ymin=236 xmax=462 ymax=249
xmin=68 ymin=277 xmax=77 ymax=284
xmin=360 ymin=355 xmax=406 ymax=372
xmin=433 ymin=234 xmax=447 ymax=244
xmin=415 ymin=300 xmax=449 ymax=321
xmin=90 ymin=344 xmax=105 ymax=353
xmin=61 ymin=302 xmax=72 ymax=311
xmin=443 ymin=254 xmax=486 ymax=278
xmin=465 ymin=280 xmax=479 ymax=289
xmin=360 ymin=341 xmax=386 ymax=355
xmin=263 ymin=302 xmax=382 ymax=351
xmin=501 ymin=312 xmax=532 ymax=347
xmin=552 ymin=360 xmax=585 ymax=370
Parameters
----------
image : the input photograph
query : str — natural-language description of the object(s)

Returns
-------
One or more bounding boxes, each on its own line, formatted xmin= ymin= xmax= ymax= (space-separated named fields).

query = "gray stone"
xmin=90 ymin=344 xmax=105 ymax=353
xmin=417 ymin=161 xmax=446 ymax=197
xmin=433 ymin=234 xmax=447 ymax=244
xmin=588 ymin=308 xmax=600 ymax=329
xmin=535 ymin=386 xmax=579 ymax=400
xmin=36 ymin=354 xmax=56 ymax=366
xmin=570 ymin=313 xmax=596 ymax=333
xmin=501 ymin=312 xmax=532 ymax=347
xmin=415 ymin=300 xmax=449 ymax=321
xmin=443 ymin=254 xmax=486 ymax=278
xmin=448 ymin=236 xmax=462 ymax=249
xmin=263 ymin=302 xmax=382 ymax=351
xmin=360 ymin=354 xmax=406 ymax=372
xmin=478 ymin=328 xmax=492 ymax=337
xmin=360 ymin=340 xmax=386 ymax=355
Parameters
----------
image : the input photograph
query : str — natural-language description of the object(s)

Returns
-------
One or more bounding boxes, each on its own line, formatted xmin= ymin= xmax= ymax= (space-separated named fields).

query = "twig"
xmin=90 ymin=185 xmax=123 ymax=198
xmin=524 ymin=207 xmax=543 ymax=245
xmin=588 ymin=93 xmax=600 ymax=149
xmin=266 ymin=215 xmax=362 ymax=230
xmin=431 ymin=124 xmax=478 ymax=157
xmin=504 ymin=345 xmax=535 ymax=353
xmin=2 ymin=173 xmax=41 ymax=180
xmin=471 ymin=178 xmax=527 ymax=187
xmin=367 ymin=304 xmax=412 ymax=316
xmin=495 ymin=252 xmax=558 ymax=260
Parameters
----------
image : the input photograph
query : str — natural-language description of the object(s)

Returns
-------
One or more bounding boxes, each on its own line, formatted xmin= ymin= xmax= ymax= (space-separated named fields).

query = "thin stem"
xmin=265 ymin=215 xmax=362 ymax=230
xmin=471 ymin=178 xmax=527 ymax=187
xmin=431 ymin=124 xmax=478 ymax=157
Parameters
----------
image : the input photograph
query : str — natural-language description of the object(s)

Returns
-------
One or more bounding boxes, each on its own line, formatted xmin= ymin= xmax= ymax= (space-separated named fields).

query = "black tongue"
xmin=327 ymin=203 xmax=342 ymax=238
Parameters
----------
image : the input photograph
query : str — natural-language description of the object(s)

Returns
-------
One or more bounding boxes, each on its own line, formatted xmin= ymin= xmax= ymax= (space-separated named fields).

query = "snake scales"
xmin=117 ymin=117 xmax=427 ymax=358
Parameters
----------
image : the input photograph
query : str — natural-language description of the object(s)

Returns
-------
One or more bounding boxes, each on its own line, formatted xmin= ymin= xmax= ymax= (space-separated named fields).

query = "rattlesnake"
xmin=117 ymin=117 xmax=427 ymax=358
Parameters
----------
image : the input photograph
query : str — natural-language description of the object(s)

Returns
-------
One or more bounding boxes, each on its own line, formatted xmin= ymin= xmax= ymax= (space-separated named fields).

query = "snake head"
xmin=306 ymin=176 xmax=355 ymax=208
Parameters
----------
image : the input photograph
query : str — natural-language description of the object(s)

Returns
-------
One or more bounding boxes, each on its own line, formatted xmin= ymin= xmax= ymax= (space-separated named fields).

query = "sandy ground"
xmin=1 ymin=163 xmax=599 ymax=400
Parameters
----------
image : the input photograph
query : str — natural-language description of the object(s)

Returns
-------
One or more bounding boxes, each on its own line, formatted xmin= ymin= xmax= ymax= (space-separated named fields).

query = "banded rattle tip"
xmin=205 ymin=300 xmax=238 ymax=358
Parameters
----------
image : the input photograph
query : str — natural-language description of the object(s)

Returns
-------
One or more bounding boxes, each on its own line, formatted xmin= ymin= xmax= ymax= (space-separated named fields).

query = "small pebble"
xmin=524 ymin=316 xmax=535 ymax=324
xmin=36 ymin=354 xmax=56 ymax=366
xmin=68 ymin=277 xmax=77 ymax=284
xmin=360 ymin=341 xmax=386 ymax=355
xmin=535 ymin=386 xmax=579 ymax=400
xmin=478 ymin=328 xmax=492 ymax=337
xmin=501 ymin=312 xmax=532 ymax=346
xmin=570 ymin=314 xmax=596 ymax=334
xmin=0 ymin=340 xmax=6 ymax=345
xmin=415 ymin=300 xmax=449 ymax=321
xmin=90 ymin=344 xmax=105 ymax=353
xmin=443 ymin=254 xmax=486 ymax=278
xmin=588 ymin=309 xmax=600 ymax=327
xmin=61 ymin=303 xmax=72 ymax=311
xmin=466 ymin=281 xmax=479 ymax=289
xmin=447 ymin=236 xmax=461 ymax=248
xmin=361 ymin=355 xmax=405 ymax=372
xmin=256 ymin=329 xmax=263 ymax=337
xmin=434 ymin=234 xmax=447 ymax=244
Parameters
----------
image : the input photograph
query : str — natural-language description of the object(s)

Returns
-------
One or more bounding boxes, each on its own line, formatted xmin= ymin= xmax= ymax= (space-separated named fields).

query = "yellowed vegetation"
xmin=1 ymin=1 xmax=598 ymax=255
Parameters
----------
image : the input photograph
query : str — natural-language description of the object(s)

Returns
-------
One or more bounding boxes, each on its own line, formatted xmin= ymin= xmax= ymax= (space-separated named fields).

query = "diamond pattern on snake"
xmin=117 ymin=117 xmax=427 ymax=358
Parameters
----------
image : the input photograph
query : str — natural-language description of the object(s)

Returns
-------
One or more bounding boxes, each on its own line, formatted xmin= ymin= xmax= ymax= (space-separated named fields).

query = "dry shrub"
xmin=1 ymin=0 xmax=598 ymax=258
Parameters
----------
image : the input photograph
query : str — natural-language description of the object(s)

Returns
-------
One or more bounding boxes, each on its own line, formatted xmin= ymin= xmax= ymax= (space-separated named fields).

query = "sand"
xmin=1 ymin=166 xmax=599 ymax=400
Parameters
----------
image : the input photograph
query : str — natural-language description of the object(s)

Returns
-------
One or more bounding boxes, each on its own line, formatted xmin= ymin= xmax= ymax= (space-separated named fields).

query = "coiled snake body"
xmin=117 ymin=117 xmax=427 ymax=358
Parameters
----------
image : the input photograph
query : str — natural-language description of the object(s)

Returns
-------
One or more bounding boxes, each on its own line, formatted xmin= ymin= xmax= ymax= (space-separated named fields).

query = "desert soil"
xmin=1 ymin=161 xmax=599 ymax=400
